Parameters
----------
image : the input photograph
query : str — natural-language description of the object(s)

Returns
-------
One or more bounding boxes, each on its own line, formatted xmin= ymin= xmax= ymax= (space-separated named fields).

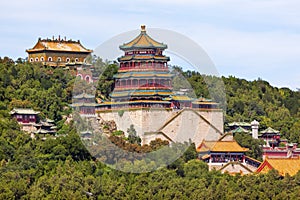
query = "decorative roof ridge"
xmin=196 ymin=139 xmax=207 ymax=149
xmin=261 ymin=127 xmax=280 ymax=134
xmin=199 ymin=139 xmax=249 ymax=152
xmin=228 ymin=121 xmax=251 ymax=126
xmin=27 ymin=37 xmax=92 ymax=53
xmin=266 ymin=157 xmax=300 ymax=160
xmin=231 ymin=126 xmax=250 ymax=133
xmin=38 ymin=36 xmax=81 ymax=44
xmin=11 ymin=107 xmax=36 ymax=110
xmin=119 ymin=25 xmax=167 ymax=50
xmin=10 ymin=108 xmax=40 ymax=114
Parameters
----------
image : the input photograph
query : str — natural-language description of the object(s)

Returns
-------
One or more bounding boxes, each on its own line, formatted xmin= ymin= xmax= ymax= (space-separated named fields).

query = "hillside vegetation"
xmin=0 ymin=57 xmax=299 ymax=199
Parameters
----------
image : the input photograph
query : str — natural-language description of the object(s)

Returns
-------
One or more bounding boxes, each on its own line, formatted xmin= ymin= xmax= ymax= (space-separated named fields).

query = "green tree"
xmin=127 ymin=124 xmax=141 ymax=145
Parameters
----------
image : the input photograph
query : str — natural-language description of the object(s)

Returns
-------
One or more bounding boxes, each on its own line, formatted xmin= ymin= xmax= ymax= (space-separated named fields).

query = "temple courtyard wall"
xmin=97 ymin=108 xmax=223 ymax=147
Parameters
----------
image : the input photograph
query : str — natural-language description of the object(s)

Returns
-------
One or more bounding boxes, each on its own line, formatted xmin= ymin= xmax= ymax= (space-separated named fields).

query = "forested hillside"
xmin=182 ymin=69 xmax=300 ymax=144
xmin=0 ymin=57 xmax=299 ymax=199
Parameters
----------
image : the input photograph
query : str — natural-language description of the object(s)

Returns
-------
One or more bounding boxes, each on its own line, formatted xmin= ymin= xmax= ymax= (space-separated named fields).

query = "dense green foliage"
xmin=0 ymin=115 xmax=299 ymax=199
xmin=234 ymin=133 xmax=264 ymax=160
xmin=182 ymin=70 xmax=300 ymax=144
xmin=0 ymin=57 xmax=299 ymax=199
xmin=0 ymin=57 xmax=74 ymax=121
xmin=1 ymin=131 xmax=300 ymax=199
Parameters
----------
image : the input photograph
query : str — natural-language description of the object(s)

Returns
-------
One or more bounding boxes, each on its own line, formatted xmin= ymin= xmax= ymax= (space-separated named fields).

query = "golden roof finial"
xmin=141 ymin=25 xmax=146 ymax=32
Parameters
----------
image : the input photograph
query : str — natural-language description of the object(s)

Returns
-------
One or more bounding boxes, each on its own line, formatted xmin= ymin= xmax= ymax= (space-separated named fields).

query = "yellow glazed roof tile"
xmin=197 ymin=140 xmax=249 ymax=152
xmin=27 ymin=38 xmax=92 ymax=53
xmin=257 ymin=157 xmax=300 ymax=176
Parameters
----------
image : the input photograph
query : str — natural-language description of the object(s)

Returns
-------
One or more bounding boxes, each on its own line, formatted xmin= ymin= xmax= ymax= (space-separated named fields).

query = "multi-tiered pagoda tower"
xmin=97 ymin=26 xmax=224 ymax=146
xmin=110 ymin=25 xmax=173 ymax=108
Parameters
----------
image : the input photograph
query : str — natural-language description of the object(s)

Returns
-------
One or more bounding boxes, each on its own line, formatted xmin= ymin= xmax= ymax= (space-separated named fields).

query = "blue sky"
xmin=1 ymin=0 xmax=299 ymax=90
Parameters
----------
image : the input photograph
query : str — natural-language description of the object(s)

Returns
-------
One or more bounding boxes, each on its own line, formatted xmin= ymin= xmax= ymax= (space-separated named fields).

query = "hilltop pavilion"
xmin=26 ymin=36 xmax=92 ymax=67
xmin=97 ymin=25 xmax=219 ymax=110
xmin=96 ymin=25 xmax=224 ymax=146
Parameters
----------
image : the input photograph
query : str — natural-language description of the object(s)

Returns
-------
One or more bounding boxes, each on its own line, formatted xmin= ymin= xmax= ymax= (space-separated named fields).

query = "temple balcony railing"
xmin=119 ymin=66 xmax=169 ymax=71
xmin=114 ymin=85 xmax=172 ymax=90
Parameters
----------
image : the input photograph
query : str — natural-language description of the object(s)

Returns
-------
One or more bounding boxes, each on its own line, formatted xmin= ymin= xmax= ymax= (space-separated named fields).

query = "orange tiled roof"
xmin=133 ymin=91 xmax=172 ymax=96
xmin=192 ymin=97 xmax=218 ymax=105
xmin=212 ymin=141 xmax=249 ymax=152
xmin=154 ymin=55 xmax=168 ymax=59
xmin=119 ymin=25 xmax=167 ymax=50
xmin=197 ymin=140 xmax=249 ymax=152
xmin=171 ymin=95 xmax=191 ymax=101
xmin=257 ymin=157 xmax=300 ymax=176
xmin=26 ymin=38 xmax=92 ymax=53
xmin=197 ymin=141 xmax=216 ymax=152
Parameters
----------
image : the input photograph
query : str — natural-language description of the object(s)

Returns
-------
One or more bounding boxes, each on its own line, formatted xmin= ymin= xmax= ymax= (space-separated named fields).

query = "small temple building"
xmin=10 ymin=108 xmax=40 ymax=132
xmin=197 ymin=133 xmax=261 ymax=175
xmin=259 ymin=127 xmax=281 ymax=147
xmin=258 ymin=126 xmax=300 ymax=159
xmin=10 ymin=108 xmax=56 ymax=138
xmin=227 ymin=120 xmax=300 ymax=159
xmin=256 ymin=157 xmax=300 ymax=176
xmin=71 ymin=93 xmax=98 ymax=116
xmin=262 ymin=143 xmax=300 ymax=159
xmin=34 ymin=119 xmax=57 ymax=139
xmin=226 ymin=120 xmax=259 ymax=139
xmin=26 ymin=36 xmax=92 ymax=67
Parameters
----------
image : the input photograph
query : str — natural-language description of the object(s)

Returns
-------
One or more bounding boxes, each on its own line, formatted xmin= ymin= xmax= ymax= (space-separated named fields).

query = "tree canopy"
xmin=0 ymin=57 xmax=299 ymax=199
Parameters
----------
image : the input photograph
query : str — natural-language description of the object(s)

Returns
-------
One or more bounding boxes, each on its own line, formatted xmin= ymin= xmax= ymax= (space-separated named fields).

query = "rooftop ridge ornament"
xmin=119 ymin=25 xmax=167 ymax=50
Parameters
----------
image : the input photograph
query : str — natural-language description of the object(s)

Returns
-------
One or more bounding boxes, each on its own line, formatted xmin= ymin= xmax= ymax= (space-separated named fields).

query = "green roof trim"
xmin=228 ymin=122 xmax=251 ymax=127
xmin=231 ymin=126 xmax=250 ymax=133
xmin=261 ymin=127 xmax=280 ymax=134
